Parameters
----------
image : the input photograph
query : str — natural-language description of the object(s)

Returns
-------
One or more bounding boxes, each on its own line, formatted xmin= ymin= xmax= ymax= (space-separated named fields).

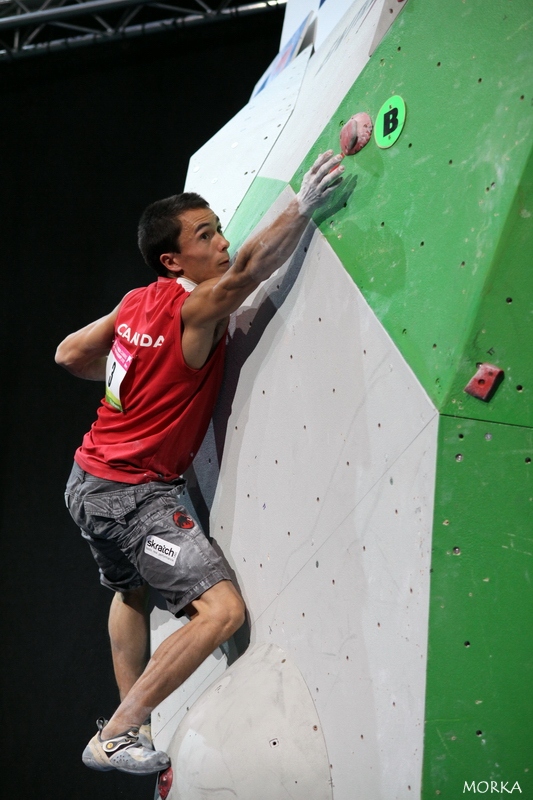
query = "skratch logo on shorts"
xmin=144 ymin=535 xmax=180 ymax=566
xmin=173 ymin=511 xmax=195 ymax=529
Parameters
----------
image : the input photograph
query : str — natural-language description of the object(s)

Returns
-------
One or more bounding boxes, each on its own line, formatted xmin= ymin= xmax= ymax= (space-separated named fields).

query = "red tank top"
xmin=75 ymin=277 xmax=226 ymax=484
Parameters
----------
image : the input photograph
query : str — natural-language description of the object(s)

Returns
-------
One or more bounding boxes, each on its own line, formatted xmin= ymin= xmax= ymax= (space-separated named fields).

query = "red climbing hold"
xmin=157 ymin=766 xmax=173 ymax=800
xmin=464 ymin=363 xmax=504 ymax=401
xmin=340 ymin=112 xmax=373 ymax=155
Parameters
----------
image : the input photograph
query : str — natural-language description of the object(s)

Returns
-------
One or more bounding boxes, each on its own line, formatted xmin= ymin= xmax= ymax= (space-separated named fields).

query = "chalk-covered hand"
xmin=296 ymin=150 xmax=345 ymax=217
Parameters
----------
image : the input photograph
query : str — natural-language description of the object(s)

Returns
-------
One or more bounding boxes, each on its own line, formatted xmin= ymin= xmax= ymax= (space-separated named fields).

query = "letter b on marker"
xmin=383 ymin=107 xmax=399 ymax=138
xmin=375 ymin=95 xmax=406 ymax=149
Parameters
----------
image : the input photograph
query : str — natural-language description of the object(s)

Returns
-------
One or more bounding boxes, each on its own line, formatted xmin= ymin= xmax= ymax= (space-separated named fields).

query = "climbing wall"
xmin=152 ymin=1 xmax=533 ymax=798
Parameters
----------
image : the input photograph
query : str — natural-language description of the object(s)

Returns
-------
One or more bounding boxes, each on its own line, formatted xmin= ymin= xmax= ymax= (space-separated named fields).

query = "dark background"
xmin=0 ymin=11 xmax=283 ymax=798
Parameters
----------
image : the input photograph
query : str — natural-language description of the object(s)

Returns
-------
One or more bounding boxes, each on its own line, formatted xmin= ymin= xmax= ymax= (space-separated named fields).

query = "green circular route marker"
xmin=374 ymin=95 xmax=406 ymax=149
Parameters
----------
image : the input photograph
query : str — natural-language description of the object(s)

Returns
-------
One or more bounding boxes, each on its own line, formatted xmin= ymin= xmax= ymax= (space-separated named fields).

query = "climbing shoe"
xmin=82 ymin=717 xmax=170 ymax=775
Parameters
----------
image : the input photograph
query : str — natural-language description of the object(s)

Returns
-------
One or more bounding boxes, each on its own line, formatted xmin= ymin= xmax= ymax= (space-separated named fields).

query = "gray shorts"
xmin=65 ymin=461 xmax=231 ymax=616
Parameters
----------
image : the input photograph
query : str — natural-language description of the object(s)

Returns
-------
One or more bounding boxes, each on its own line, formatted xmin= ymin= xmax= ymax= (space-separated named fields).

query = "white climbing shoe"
xmin=82 ymin=718 xmax=170 ymax=775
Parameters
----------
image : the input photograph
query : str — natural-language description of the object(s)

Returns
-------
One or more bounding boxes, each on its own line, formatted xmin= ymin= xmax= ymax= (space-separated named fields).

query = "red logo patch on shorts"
xmin=173 ymin=511 xmax=195 ymax=529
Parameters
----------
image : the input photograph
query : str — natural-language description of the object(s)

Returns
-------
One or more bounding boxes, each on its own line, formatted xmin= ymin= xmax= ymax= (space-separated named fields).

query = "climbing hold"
xmin=464 ymin=363 xmax=504 ymax=401
xmin=157 ymin=766 xmax=174 ymax=800
xmin=340 ymin=112 xmax=373 ymax=155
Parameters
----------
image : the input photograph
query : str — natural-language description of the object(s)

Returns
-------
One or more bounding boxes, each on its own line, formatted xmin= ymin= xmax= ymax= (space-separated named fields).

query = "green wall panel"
xmin=441 ymin=148 xmax=533 ymax=425
xmin=224 ymin=175 xmax=286 ymax=256
xmin=421 ymin=415 xmax=533 ymax=798
xmin=290 ymin=0 xmax=533 ymax=426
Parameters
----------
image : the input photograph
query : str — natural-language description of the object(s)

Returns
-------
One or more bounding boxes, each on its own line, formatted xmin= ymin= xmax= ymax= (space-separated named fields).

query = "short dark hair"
xmin=137 ymin=192 xmax=210 ymax=276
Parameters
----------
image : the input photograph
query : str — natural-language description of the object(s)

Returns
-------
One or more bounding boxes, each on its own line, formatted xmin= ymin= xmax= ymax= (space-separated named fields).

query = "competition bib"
xmin=105 ymin=339 xmax=133 ymax=411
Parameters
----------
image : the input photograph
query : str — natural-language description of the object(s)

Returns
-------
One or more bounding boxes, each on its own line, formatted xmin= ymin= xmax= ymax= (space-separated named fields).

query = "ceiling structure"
xmin=0 ymin=0 xmax=286 ymax=60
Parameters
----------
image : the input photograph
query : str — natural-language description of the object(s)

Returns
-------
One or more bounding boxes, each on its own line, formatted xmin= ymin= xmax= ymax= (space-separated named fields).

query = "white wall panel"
xmin=183 ymin=47 xmax=311 ymax=229
xmin=260 ymin=0 xmax=386 ymax=183
xmin=251 ymin=11 xmax=314 ymax=98
xmin=209 ymin=189 xmax=436 ymax=608
xmin=208 ymin=190 xmax=436 ymax=798
xmin=249 ymin=423 xmax=437 ymax=799
xmin=315 ymin=0 xmax=369 ymax=51
xmin=280 ymin=0 xmax=320 ymax=50
xmin=166 ymin=644 xmax=333 ymax=800
xmin=280 ymin=0 xmax=382 ymax=70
